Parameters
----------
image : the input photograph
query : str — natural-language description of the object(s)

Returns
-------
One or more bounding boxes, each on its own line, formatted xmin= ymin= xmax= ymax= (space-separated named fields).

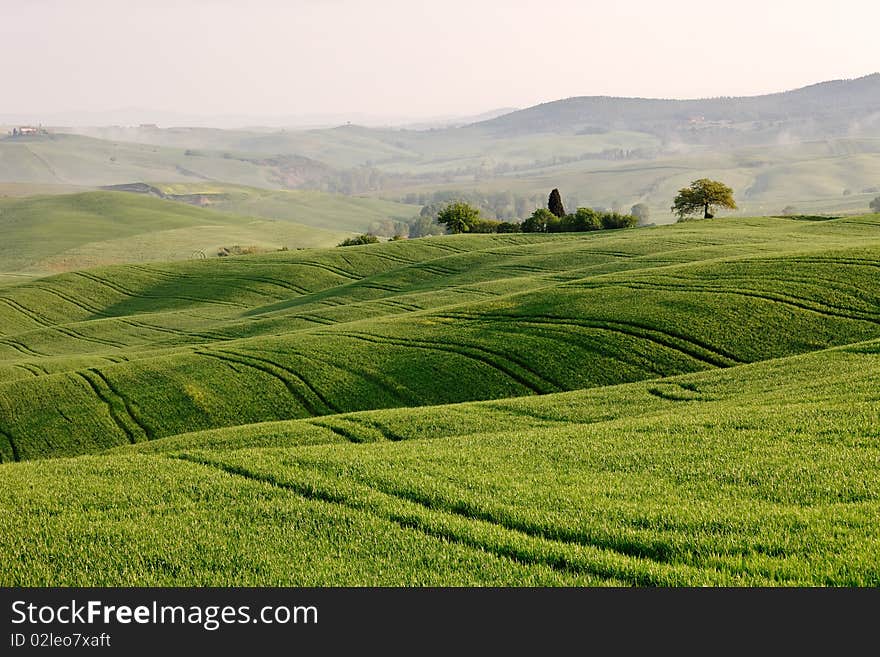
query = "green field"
xmin=1 ymin=213 xmax=879 ymax=585
xmin=0 ymin=191 xmax=351 ymax=279
xmin=146 ymin=182 xmax=419 ymax=232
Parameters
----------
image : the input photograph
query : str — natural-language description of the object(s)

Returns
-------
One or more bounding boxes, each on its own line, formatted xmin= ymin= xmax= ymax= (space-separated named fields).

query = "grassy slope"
xmin=0 ymin=214 xmax=878 ymax=585
xmin=0 ymin=213 xmax=878 ymax=461
xmin=150 ymin=182 xmax=419 ymax=232
xmin=0 ymin=191 xmax=346 ymax=277
xmin=0 ymin=133 xmax=283 ymax=188
xmin=1 ymin=341 xmax=877 ymax=585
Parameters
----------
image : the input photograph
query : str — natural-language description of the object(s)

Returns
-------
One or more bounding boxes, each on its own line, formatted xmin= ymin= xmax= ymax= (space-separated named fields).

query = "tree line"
xmin=434 ymin=188 xmax=639 ymax=235
xmin=344 ymin=178 xmax=742 ymax=245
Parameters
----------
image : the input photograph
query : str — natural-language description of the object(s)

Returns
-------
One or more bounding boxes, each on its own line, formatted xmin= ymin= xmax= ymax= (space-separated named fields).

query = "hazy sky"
xmin=3 ymin=0 xmax=878 ymax=122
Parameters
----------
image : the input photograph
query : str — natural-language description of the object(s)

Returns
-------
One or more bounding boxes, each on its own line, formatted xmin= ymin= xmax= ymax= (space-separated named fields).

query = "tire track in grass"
xmin=174 ymin=454 xmax=704 ymax=586
xmin=73 ymin=272 xmax=249 ymax=309
xmin=364 ymin=250 xmax=417 ymax=267
xmin=293 ymin=262 xmax=360 ymax=280
xmin=295 ymin=314 xmax=335 ymax=326
xmin=0 ymin=297 xmax=53 ymax=327
xmin=12 ymin=363 xmax=41 ymax=378
xmin=484 ymin=322 xmax=670 ymax=378
xmin=358 ymin=479 xmax=694 ymax=567
xmin=228 ymin=275 xmax=309 ymax=295
xmin=116 ymin=318 xmax=223 ymax=342
xmin=416 ymin=264 xmax=458 ymax=277
xmin=217 ymin=349 xmax=341 ymax=414
xmin=89 ymin=368 xmax=155 ymax=440
xmin=359 ymin=283 xmax=403 ymax=293
xmin=342 ymin=416 xmax=407 ymax=441
xmin=377 ymin=332 xmax=567 ymax=391
xmin=442 ymin=312 xmax=742 ymax=368
xmin=416 ymin=241 xmax=465 ymax=255
xmin=309 ymin=419 xmax=375 ymax=444
xmin=596 ymin=281 xmax=880 ymax=325
xmin=770 ymin=256 xmax=880 ymax=270
xmin=54 ymin=326 xmax=127 ymax=349
xmin=126 ymin=264 xmax=180 ymax=281
xmin=27 ymin=361 xmax=49 ymax=374
xmin=32 ymin=286 xmax=106 ymax=315
xmin=283 ymin=348 xmax=419 ymax=407
xmin=76 ymin=370 xmax=143 ymax=444
xmin=332 ymin=331 xmax=556 ymax=394
xmin=196 ymin=350 xmax=324 ymax=416
xmin=375 ymin=299 xmax=422 ymax=313
xmin=0 ymin=338 xmax=48 ymax=358
xmin=0 ymin=426 xmax=20 ymax=462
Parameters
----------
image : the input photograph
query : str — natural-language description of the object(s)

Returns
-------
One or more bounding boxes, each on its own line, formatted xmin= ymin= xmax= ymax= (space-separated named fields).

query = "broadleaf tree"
xmin=436 ymin=202 xmax=481 ymax=234
xmin=672 ymin=179 xmax=737 ymax=220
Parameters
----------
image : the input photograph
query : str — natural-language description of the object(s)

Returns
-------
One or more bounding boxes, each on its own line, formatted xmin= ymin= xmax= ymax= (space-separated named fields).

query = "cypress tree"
xmin=548 ymin=188 xmax=566 ymax=218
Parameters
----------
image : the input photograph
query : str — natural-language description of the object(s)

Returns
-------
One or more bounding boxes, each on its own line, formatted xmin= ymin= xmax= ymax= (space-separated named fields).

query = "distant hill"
xmin=0 ymin=191 xmax=347 ymax=278
xmin=475 ymin=74 xmax=880 ymax=142
xmin=102 ymin=182 xmax=420 ymax=233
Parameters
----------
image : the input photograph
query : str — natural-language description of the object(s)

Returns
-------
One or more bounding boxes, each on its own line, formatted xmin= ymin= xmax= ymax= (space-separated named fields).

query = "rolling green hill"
xmin=0 ymin=213 xmax=878 ymax=585
xmin=137 ymin=182 xmax=419 ymax=233
xmin=0 ymin=191 xmax=349 ymax=279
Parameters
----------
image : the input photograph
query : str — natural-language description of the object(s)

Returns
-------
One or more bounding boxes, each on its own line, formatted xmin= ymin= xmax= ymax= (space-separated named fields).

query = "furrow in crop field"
xmin=73 ymin=271 xmax=249 ymax=310
xmin=293 ymin=261 xmax=360 ymax=280
xmin=598 ymin=282 xmax=880 ymax=325
xmin=441 ymin=313 xmax=740 ymax=368
xmin=359 ymin=282 xmax=403 ymax=293
xmin=115 ymin=318 xmax=224 ymax=342
xmin=346 ymin=477 xmax=694 ymax=566
xmin=225 ymin=275 xmax=309 ymax=295
xmin=646 ymin=383 xmax=707 ymax=402
xmin=341 ymin=416 xmax=407 ymax=442
xmin=415 ymin=241 xmax=465 ymax=254
xmin=537 ymin=314 xmax=741 ymax=365
xmin=172 ymin=453 xmax=708 ymax=586
xmin=12 ymin=363 xmax=41 ymax=378
xmin=0 ymin=427 xmax=20 ymax=462
xmin=126 ymin=265 xmax=181 ymax=281
xmin=334 ymin=330 xmax=554 ymax=394
xmin=76 ymin=371 xmax=141 ymax=444
xmin=362 ymin=250 xmax=416 ymax=267
xmin=499 ymin=264 xmax=550 ymax=275
xmin=294 ymin=314 xmax=336 ymax=325
xmin=89 ymin=369 xmax=154 ymax=441
xmin=375 ymin=299 xmax=422 ymax=313
xmin=0 ymin=338 xmax=48 ymax=358
xmin=54 ymin=326 xmax=127 ymax=349
xmin=0 ymin=296 xmax=53 ymax=327
xmin=416 ymin=264 xmax=458 ymax=277
xmin=221 ymin=349 xmax=341 ymax=414
xmin=32 ymin=285 xmax=106 ymax=315
xmin=290 ymin=350 xmax=419 ymax=407
xmin=310 ymin=420 xmax=371 ymax=444
xmin=196 ymin=350 xmax=322 ymax=416
xmin=363 ymin=332 xmax=567 ymax=390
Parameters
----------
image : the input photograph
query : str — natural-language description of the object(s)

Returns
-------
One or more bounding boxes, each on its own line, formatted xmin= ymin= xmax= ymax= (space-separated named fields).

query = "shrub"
xmin=470 ymin=219 xmax=502 ymax=234
xmin=522 ymin=208 xmax=555 ymax=233
xmin=338 ymin=233 xmax=380 ymax=247
xmin=571 ymin=208 xmax=602 ymax=231
xmin=600 ymin=212 xmax=638 ymax=229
